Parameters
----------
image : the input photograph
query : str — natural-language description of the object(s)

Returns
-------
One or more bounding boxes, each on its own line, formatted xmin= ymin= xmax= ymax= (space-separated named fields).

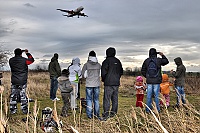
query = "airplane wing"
xmin=62 ymin=14 xmax=74 ymax=17
xmin=57 ymin=9 xmax=73 ymax=14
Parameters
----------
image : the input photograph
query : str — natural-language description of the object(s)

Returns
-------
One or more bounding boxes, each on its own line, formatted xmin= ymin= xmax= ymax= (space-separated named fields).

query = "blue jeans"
xmin=146 ymin=84 xmax=160 ymax=113
xmin=50 ymin=77 xmax=58 ymax=100
xmin=175 ymin=86 xmax=186 ymax=105
xmin=86 ymin=87 xmax=100 ymax=118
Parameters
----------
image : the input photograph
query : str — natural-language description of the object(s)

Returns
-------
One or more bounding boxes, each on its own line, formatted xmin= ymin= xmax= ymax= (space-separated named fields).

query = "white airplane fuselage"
xmin=74 ymin=6 xmax=84 ymax=13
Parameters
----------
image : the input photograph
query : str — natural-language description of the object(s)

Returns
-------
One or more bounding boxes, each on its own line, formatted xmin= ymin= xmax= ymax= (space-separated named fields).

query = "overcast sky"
xmin=1 ymin=0 xmax=200 ymax=72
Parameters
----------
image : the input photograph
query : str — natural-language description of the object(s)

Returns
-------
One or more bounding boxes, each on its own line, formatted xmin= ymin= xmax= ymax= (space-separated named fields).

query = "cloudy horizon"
xmin=1 ymin=0 xmax=200 ymax=72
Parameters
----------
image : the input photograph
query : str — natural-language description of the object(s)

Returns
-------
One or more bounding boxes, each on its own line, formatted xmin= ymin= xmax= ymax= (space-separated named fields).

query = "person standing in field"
xmin=160 ymin=74 xmax=173 ymax=107
xmin=170 ymin=57 xmax=186 ymax=108
xmin=81 ymin=51 xmax=101 ymax=119
xmin=48 ymin=53 xmax=61 ymax=101
xmin=141 ymin=48 xmax=169 ymax=113
xmin=101 ymin=47 xmax=123 ymax=121
xmin=134 ymin=76 xmax=146 ymax=108
xmin=58 ymin=69 xmax=74 ymax=117
xmin=9 ymin=48 xmax=34 ymax=114
xmin=68 ymin=57 xmax=82 ymax=110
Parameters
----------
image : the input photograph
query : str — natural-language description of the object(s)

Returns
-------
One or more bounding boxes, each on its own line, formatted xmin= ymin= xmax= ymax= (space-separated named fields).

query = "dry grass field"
xmin=0 ymin=71 xmax=200 ymax=133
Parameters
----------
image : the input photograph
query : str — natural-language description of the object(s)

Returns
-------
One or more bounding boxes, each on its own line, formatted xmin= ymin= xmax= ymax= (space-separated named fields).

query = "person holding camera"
xmin=141 ymin=48 xmax=169 ymax=113
xmin=9 ymin=48 xmax=34 ymax=114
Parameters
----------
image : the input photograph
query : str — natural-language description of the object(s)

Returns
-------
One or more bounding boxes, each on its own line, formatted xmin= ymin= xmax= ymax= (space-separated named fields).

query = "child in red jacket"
xmin=135 ymin=76 xmax=146 ymax=108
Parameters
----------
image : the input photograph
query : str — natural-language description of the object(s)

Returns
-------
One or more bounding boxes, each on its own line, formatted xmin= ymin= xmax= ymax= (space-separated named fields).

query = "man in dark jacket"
xmin=101 ymin=47 xmax=123 ymax=120
xmin=48 ymin=53 xmax=61 ymax=101
xmin=171 ymin=57 xmax=186 ymax=107
xmin=9 ymin=48 xmax=34 ymax=114
xmin=141 ymin=48 xmax=169 ymax=113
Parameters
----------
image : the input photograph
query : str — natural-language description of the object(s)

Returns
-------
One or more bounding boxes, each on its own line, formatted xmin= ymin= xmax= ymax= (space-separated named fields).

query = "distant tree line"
xmin=30 ymin=65 xmax=48 ymax=72
xmin=123 ymin=67 xmax=200 ymax=78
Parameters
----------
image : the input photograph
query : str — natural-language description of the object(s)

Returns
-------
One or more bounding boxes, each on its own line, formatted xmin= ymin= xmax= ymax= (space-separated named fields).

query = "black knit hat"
xmin=61 ymin=69 xmax=69 ymax=76
xmin=89 ymin=50 xmax=96 ymax=57
xmin=14 ymin=48 xmax=22 ymax=55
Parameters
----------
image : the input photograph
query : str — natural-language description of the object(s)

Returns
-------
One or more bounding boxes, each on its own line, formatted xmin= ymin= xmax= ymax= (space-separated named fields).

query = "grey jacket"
xmin=172 ymin=57 xmax=186 ymax=87
xmin=58 ymin=76 xmax=73 ymax=93
xmin=82 ymin=56 xmax=101 ymax=87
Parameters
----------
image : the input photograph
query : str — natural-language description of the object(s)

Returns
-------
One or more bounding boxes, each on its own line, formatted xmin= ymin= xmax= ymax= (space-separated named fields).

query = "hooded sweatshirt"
xmin=58 ymin=75 xmax=73 ymax=93
xmin=48 ymin=55 xmax=61 ymax=78
xmin=172 ymin=57 xmax=186 ymax=87
xmin=82 ymin=56 xmax=101 ymax=87
xmin=141 ymin=48 xmax=169 ymax=84
xmin=160 ymin=74 xmax=173 ymax=95
xmin=101 ymin=47 xmax=123 ymax=86
xmin=68 ymin=57 xmax=82 ymax=82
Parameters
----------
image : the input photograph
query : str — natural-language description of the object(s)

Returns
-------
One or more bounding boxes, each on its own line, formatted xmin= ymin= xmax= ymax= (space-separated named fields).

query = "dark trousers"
xmin=77 ymin=82 xmax=80 ymax=99
xmin=50 ymin=77 xmax=58 ymax=100
xmin=10 ymin=84 xmax=28 ymax=114
xmin=61 ymin=92 xmax=71 ymax=116
xmin=103 ymin=86 xmax=119 ymax=118
xmin=136 ymin=94 xmax=144 ymax=108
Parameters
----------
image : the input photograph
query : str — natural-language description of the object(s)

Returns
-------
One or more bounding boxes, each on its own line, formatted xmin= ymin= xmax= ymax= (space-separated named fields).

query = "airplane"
xmin=57 ymin=6 xmax=88 ymax=18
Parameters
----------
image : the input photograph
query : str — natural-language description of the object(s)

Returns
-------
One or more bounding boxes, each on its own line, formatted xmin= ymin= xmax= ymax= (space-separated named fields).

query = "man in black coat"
xmin=101 ymin=47 xmax=123 ymax=120
xmin=141 ymin=48 xmax=169 ymax=113
xmin=9 ymin=48 xmax=34 ymax=114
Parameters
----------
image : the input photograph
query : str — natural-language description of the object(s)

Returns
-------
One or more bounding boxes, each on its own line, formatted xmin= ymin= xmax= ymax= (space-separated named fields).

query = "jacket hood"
xmin=72 ymin=57 xmax=80 ymax=65
xmin=51 ymin=56 xmax=57 ymax=62
xmin=88 ymin=56 xmax=98 ymax=64
xmin=106 ymin=47 xmax=116 ymax=57
xmin=162 ymin=74 xmax=169 ymax=82
xmin=174 ymin=57 xmax=182 ymax=66
xmin=149 ymin=48 xmax=157 ymax=58
xmin=51 ymin=53 xmax=58 ymax=62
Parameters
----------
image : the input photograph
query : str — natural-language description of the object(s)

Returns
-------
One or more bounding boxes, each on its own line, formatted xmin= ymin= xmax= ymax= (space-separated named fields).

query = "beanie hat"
xmin=14 ymin=48 xmax=22 ymax=55
xmin=89 ymin=51 xmax=96 ymax=57
xmin=61 ymin=69 xmax=69 ymax=76
xmin=162 ymin=74 xmax=169 ymax=82
xmin=136 ymin=76 xmax=143 ymax=82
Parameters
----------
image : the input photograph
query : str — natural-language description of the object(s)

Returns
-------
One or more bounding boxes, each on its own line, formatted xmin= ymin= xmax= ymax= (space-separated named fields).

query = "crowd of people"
xmin=7 ymin=47 xmax=186 ymax=121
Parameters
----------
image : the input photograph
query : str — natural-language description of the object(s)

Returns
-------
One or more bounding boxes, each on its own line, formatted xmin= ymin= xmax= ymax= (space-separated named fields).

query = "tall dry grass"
xmin=0 ymin=72 xmax=199 ymax=133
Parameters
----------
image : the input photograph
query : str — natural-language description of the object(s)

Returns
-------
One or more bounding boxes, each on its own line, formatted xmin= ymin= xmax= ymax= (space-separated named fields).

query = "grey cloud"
xmin=40 ymin=59 xmax=50 ymax=63
xmin=43 ymin=55 xmax=52 ymax=58
xmin=1 ymin=0 xmax=200 ymax=71
xmin=24 ymin=3 xmax=35 ymax=8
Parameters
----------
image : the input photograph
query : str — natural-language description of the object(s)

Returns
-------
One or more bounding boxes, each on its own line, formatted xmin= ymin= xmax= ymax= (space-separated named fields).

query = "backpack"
xmin=147 ymin=58 xmax=159 ymax=78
